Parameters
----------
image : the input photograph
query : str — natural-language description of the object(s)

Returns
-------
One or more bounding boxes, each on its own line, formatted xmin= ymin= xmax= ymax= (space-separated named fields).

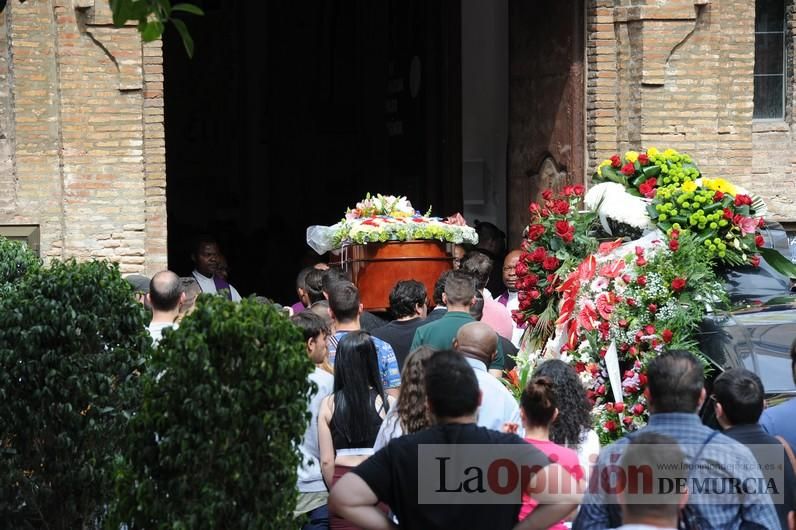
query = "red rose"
xmin=669 ymin=239 xmax=679 ymax=251
xmin=561 ymin=231 xmax=574 ymax=244
xmin=638 ymin=373 xmax=647 ymax=385
xmin=733 ymin=214 xmax=742 ymax=226
xmin=563 ymin=185 xmax=575 ymax=197
xmin=638 ymin=153 xmax=649 ymax=165
xmin=637 ymin=275 xmax=647 ymax=287
xmin=758 ymin=218 xmax=766 ymax=228
xmin=662 ymin=329 xmax=673 ymax=343
xmin=515 ymin=261 xmax=529 ymax=277
xmin=604 ymin=420 xmax=617 ymax=432
xmin=671 ymin=277 xmax=687 ymax=292
xmin=644 ymin=325 xmax=655 ymax=336
xmin=636 ymin=257 xmax=647 ymax=267
xmin=525 ymin=272 xmax=539 ymax=287
xmin=623 ymin=416 xmax=634 ymax=427
xmin=621 ymin=162 xmax=636 ymax=176
xmin=529 ymin=314 xmax=540 ymax=326
xmin=546 ymin=274 xmax=557 ymax=284
xmin=638 ymin=178 xmax=658 ymax=199
xmin=628 ymin=346 xmax=638 ymax=357
xmin=529 ymin=289 xmax=541 ymax=300
xmin=597 ymin=385 xmax=606 ymax=396
xmin=555 ymin=220 xmax=573 ymax=237
xmin=635 ymin=246 xmax=644 ymax=257
xmin=551 ymin=200 xmax=570 ymax=215
xmin=529 ymin=202 xmax=540 ymax=214
xmin=527 ymin=224 xmax=546 ymax=241
xmin=519 ymin=298 xmax=531 ymax=311
xmin=622 ymin=274 xmax=632 ymax=284
xmin=648 ymin=303 xmax=657 ymax=313
xmin=626 ymin=298 xmax=637 ymax=307
xmin=530 ymin=247 xmax=547 ymax=262
xmin=723 ymin=208 xmax=734 ymax=220
xmin=670 ymin=229 xmax=679 ymax=240
xmin=610 ymin=154 xmax=622 ymax=168
xmin=544 ymin=285 xmax=555 ymax=296
xmin=598 ymin=347 xmax=607 ymax=358
xmin=541 ymin=208 xmax=550 ymax=217
xmin=714 ymin=191 xmax=724 ymax=201
xmin=619 ymin=319 xmax=629 ymax=328
xmin=750 ymin=255 xmax=761 ymax=267
xmin=573 ymin=184 xmax=585 ymax=196
xmin=735 ymin=194 xmax=752 ymax=207
xmin=542 ymin=256 xmax=560 ymax=271
xmin=755 ymin=234 xmax=765 ymax=247
xmin=632 ymin=403 xmax=645 ymax=416
xmin=614 ymin=402 xmax=625 ymax=413
xmin=542 ymin=189 xmax=553 ymax=201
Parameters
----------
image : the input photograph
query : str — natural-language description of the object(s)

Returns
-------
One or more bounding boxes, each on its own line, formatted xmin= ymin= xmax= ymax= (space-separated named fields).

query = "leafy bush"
xmin=0 ymin=236 xmax=40 ymax=287
xmin=0 ymin=260 xmax=150 ymax=529
xmin=110 ymin=296 xmax=312 ymax=529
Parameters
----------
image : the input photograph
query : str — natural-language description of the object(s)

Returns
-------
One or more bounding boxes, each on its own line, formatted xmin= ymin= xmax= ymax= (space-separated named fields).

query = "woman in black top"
xmin=318 ymin=331 xmax=393 ymax=530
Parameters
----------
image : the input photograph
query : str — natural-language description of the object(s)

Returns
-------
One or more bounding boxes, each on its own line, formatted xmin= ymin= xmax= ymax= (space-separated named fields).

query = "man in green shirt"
xmin=410 ymin=270 xmax=504 ymax=377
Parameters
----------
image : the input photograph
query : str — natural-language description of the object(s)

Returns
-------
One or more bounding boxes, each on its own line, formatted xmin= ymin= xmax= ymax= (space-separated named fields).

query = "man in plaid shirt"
xmin=574 ymin=350 xmax=780 ymax=530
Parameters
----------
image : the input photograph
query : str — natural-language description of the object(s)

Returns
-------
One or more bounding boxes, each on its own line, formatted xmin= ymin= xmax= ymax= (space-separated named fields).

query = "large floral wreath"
xmin=508 ymin=147 xmax=795 ymax=444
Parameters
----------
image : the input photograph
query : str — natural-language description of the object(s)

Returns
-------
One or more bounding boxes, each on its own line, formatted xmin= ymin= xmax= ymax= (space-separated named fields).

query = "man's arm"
xmin=328 ymin=472 xmax=398 ymax=530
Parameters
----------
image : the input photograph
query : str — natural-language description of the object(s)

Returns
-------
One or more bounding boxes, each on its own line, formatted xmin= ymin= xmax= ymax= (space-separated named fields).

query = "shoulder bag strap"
xmin=776 ymin=435 xmax=796 ymax=473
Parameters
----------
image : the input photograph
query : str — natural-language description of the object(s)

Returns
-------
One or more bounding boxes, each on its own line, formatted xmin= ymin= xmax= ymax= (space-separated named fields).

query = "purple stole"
xmin=497 ymin=291 xmax=509 ymax=306
xmin=213 ymin=275 xmax=233 ymax=300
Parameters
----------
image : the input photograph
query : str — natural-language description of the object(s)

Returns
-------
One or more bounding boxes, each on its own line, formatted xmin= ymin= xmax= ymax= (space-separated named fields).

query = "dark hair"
xmin=328 ymin=281 xmax=360 ymax=323
xmin=304 ymin=269 xmax=326 ymax=304
xmin=444 ymin=270 xmax=476 ymax=306
xmin=308 ymin=300 xmax=333 ymax=328
xmin=290 ymin=311 xmax=329 ymax=342
xmin=469 ymin=291 xmax=485 ymax=321
xmin=620 ymin=431 xmax=685 ymax=520
xmin=433 ymin=270 xmax=452 ymax=306
xmin=790 ymin=339 xmax=796 ymax=384
xmin=395 ymin=347 xmax=435 ymax=435
xmin=425 ymin=350 xmax=479 ymax=418
xmin=389 ymin=280 xmax=427 ymax=319
xmin=192 ymin=234 xmax=219 ymax=257
xmin=333 ymin=331 xmax=389 ymax=443
xmin=296 ymin=266 xmax=315 ymax=291
xmin=521 ymin=376 xmax=557 ymax=427
xmin=713 ymin=368 xmax=764 ymax=425
xmin=647 ymin=350 xmax=704 ymax=413
xmin=149 ymin=271 xmax=182 ymax=312
xmin=322 ymin=268 xmax=349 ymax=293
xmin=460 ymin=251 xmax=493 ymax=290
xmin=533 ymin=359 xmax=593 ymax=446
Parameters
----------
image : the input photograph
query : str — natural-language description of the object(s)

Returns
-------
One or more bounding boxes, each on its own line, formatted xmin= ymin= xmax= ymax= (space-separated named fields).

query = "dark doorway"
xmin=164 ymin=0 xmax=462 ymax=303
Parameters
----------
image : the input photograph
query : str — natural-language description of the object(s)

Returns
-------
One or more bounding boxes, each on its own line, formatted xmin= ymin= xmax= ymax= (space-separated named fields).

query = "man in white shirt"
xmin=191 ymin=236 xmax=242 ymax=302
xmin=453 ymin=322 xmax=521 ymax=432
xmin=290 ymin=312 xmax=335 ymax=528
xmin=146 ymin=270 xmax=185 ymax=346
xmin=495 ymin=249 xmax=525 ymax=347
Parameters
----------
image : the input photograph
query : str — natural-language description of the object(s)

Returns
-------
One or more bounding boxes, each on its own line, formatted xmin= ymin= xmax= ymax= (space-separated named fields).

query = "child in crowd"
xmin=518 ymin=376 xmax=585 ymax=527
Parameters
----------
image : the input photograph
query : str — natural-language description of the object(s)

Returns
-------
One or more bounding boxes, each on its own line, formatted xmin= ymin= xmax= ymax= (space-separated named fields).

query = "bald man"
xmin=454 ymin=322 xmax=522 ymax=433
xmin=496 ymin=249 xmax=526 ymax=347
xmin=146 ymin=270 xmax=185 ymax=346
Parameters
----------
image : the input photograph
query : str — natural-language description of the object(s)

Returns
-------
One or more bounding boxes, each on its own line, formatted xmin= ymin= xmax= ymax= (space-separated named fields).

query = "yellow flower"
xmin=663 ymin=148 xmax=679 ymax=158
xmin=681 ymin=180 xmax=698 ymax=193
xmin=597 ymin=159 xmax=612 ymax=176
xmin=624 ymin=151 xmax=639 ymax=164
xmin=703 ymin=178 xmax=737 ymax=196
xmin=647 ymin=147 xmax=660 ymax=158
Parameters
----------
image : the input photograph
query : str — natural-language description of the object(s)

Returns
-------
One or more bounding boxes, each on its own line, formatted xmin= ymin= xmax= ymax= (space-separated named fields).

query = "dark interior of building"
xmin=164 ymin=0 xmax=462 ymax=304
xmin=163 ymin=0 xmax=585 ymax=305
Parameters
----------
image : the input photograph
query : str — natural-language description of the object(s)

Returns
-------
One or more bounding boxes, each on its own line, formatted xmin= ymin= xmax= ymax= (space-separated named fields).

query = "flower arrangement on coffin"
xmin=512 ymin=185 xmax=598 ymax=353
xmin=555 ymin=231 xmax=727 ymax=444
xmin=327 ymin=194 xmax=478 ymax=250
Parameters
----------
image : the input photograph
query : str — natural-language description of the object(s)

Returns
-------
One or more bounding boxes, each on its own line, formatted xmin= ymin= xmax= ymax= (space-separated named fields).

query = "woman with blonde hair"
xmin=374 ymin=346 xmax=435 ymax=450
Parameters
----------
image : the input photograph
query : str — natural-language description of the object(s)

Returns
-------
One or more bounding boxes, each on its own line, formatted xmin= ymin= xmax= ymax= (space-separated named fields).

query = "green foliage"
xmin=0 ymin=260 xmax=150 ymax=529
xmin=109 ymin=0 xmax=204 ymax=57
xmin=109 ymin=296 xmax=313 ymax=530
xmin=0 ymin=236 xmax=40 ymax=287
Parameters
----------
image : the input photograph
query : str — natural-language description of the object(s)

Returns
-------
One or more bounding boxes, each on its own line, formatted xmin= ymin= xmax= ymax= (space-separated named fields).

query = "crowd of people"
xmin=124 ymin=228 xmax=796 ymax=530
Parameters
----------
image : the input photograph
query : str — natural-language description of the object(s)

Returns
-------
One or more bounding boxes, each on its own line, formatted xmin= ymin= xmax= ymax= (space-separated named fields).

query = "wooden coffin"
xmin=333 ymin=241 xmax=453 ymax=312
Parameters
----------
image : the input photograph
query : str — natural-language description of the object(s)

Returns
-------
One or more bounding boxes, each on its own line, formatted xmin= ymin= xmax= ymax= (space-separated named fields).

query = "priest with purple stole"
xmin=191 ymin=237 xmax=242 ymax=302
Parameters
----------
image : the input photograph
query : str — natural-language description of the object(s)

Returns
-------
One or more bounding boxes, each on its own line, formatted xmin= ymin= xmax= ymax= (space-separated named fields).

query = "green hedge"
xmin=0 ymin=259 xmax=150 ymax=529
xmin=0 ymin=236 xmax=40 ymax=288
xmin=109 ymin=295 xmax=312 ymax=529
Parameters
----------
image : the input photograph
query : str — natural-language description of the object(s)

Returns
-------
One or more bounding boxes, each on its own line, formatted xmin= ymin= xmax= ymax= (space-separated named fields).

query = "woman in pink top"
xmin=518 ymin=376 xmax=586 ymax=527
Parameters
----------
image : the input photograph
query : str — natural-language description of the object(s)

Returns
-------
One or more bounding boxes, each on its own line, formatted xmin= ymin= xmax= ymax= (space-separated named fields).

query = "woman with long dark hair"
xmin=318 ymin=331 xmax=393 ymax=530
xmin=533 ymin=359 xmax=599 ymax=480
xmin=373 ymin=346 xmax=435 ymax=450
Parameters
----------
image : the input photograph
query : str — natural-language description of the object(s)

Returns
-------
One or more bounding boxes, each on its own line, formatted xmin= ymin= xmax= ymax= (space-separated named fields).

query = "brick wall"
xmin=586 ymin=0 xmax=796 ymax=221
xmin=0 ymin=0 xmax=166 ymax=273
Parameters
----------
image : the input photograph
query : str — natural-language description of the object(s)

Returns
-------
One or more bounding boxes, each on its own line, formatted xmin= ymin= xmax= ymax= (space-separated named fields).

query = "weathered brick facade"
xmin=0 ymin=0 xmax=166 ymax=274
xmin=587 ymin=0 xmax=796 ymax=221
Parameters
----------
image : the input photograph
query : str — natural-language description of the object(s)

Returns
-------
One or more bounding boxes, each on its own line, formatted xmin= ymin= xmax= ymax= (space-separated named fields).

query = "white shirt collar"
xmin=464 ymin=356 xmax=488 ymax=372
